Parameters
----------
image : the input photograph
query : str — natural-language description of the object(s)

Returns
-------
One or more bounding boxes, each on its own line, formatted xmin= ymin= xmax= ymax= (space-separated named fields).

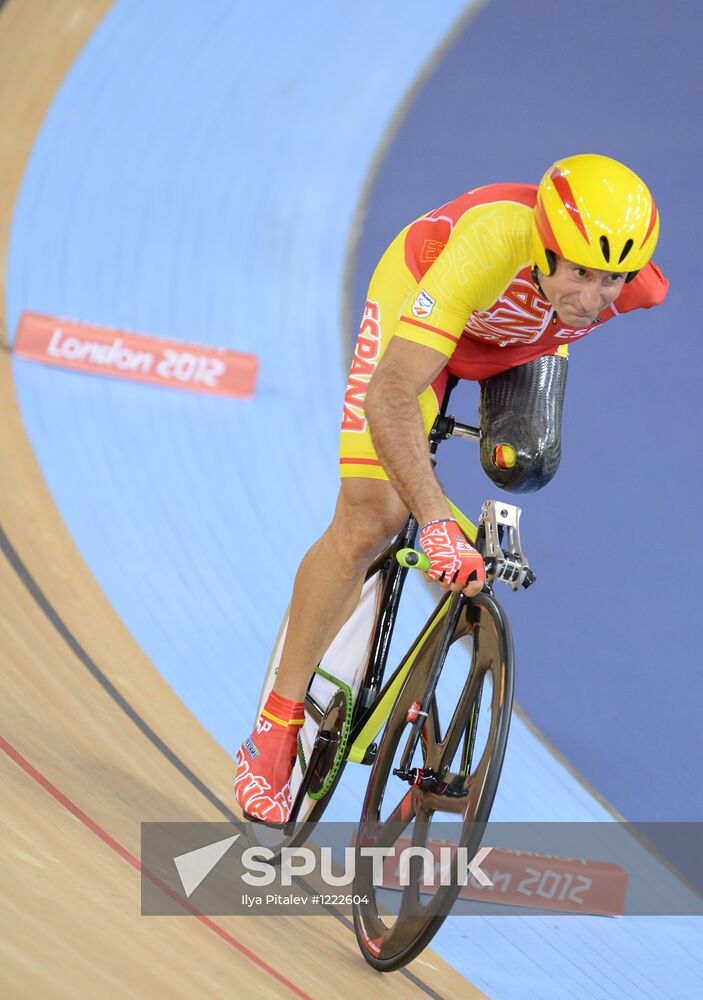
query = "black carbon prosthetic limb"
xmin=479 ymin=353 xmax=568 ymax=494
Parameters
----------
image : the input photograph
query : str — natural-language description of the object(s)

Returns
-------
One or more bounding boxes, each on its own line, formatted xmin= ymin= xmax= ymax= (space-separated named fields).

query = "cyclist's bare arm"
xmin=365 ymin=336 xmax=484 ymax=597
xmin=364 ymin=336 xmax=451 ymax=525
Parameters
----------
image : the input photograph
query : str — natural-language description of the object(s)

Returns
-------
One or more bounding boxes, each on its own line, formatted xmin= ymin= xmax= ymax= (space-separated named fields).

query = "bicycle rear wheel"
xmin=352 ymin=590 xmax=514 ymax=971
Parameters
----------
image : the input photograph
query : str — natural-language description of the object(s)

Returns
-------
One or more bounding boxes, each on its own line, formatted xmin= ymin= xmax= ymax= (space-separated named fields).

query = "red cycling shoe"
xmin=234 ymin=691 xmax=305 ymax=824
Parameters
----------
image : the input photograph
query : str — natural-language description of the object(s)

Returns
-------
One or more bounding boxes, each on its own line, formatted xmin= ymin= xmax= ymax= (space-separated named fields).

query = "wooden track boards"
xmin=0 ymin=2 xmax=483 ymax=995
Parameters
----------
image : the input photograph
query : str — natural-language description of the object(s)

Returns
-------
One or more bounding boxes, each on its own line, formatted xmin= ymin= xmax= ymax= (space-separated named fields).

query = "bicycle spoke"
xmin=419 ymin=788 xmax=468 ymax=816
xmin=361 ymin=788 xmax=418 ymax=850
xmin=438 ymin=668 xmax=483 ymax=774
xmin=460 ymin=671 xmax=483 ymax=777
xmin=397 ymin=811 xmax=431 ymax=916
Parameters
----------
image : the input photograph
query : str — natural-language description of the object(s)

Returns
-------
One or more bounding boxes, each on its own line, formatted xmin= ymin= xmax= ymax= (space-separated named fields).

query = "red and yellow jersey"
xmin=394 ymin=183 xmax=669 ymax=380
xmin=339 ymin=182 xmax=669 ymax=481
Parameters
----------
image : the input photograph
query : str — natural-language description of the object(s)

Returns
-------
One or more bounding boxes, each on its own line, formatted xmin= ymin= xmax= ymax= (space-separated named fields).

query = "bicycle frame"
xmin=287 ymin=376 xmax=483 ymax=823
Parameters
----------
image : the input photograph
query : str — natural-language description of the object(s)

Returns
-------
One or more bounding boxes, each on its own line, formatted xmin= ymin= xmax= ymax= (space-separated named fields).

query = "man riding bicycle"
xmin=235 ymin=153 xmax=668 ymax=824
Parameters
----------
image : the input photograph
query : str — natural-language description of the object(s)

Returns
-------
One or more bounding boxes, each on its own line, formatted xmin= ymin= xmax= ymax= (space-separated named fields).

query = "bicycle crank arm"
xmin=285 ymin=728 xmax=333 ymax=826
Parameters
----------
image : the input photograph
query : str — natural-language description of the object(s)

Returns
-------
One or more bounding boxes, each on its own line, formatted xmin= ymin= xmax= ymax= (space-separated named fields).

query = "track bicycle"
xmin=249 ymin=374 xmax=535 ymax=969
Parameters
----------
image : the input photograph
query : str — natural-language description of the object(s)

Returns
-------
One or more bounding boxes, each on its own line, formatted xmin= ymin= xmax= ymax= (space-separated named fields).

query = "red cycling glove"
xmin=419 ymin=518 xmax=486 ymax=589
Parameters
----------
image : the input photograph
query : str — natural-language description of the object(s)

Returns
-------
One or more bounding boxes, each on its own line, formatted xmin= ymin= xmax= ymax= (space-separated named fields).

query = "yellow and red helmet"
xmin=533 ymin=154 xmax=659 ymax=280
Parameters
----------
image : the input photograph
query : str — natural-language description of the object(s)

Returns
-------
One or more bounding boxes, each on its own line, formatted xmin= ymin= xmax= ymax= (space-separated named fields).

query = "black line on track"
xmin=0 ymin=522 xmax=241 ymax=822
xmin=0 ymin=522 xmax=443 ymax=999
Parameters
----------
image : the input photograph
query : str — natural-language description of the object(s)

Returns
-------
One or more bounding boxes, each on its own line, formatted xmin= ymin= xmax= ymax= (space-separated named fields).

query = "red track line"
xmin=1 ymin=735 xmax=313 ymax=1000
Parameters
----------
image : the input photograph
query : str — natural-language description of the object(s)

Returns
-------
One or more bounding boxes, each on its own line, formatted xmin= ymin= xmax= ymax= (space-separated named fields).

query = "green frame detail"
xmin=306 ymin=666 xmax=353 ymax=801
xmin=446 ymin=496 xmax=478 ymax=545
xmin=296 ymin=735 xmax=307 ymax=772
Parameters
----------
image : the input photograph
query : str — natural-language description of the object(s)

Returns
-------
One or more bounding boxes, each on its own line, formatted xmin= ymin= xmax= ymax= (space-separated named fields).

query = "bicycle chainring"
xmin=307 ymin=688 xmax=350 ymax=800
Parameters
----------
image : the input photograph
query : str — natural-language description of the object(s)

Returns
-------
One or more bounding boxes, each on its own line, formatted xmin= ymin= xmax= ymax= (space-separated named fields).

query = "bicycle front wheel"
xmin=352 ymin=590 xmax=514 ymax=971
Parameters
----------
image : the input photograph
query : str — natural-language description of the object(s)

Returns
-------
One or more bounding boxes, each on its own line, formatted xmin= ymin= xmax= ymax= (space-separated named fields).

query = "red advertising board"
xmin=14 ymin=312 xmax=257 ymax=398
xmin=380 ymin=836 xmax=628 ymax=916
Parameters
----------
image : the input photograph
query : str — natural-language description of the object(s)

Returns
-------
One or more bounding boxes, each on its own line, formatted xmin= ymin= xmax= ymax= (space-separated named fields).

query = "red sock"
xmin=263 ymin=690 xmax=306 ymax=729
xmin=234 ymin=691 xmax=305 ymax=823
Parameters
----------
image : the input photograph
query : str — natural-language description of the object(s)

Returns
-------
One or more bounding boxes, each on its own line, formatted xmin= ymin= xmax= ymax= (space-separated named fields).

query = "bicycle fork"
xmin=392 ymin=590 xmax=467 ymax=791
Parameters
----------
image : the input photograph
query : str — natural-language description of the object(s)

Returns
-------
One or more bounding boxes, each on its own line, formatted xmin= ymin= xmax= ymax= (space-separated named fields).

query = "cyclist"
xmin=235 ymin=153 xmax=668 ymax=824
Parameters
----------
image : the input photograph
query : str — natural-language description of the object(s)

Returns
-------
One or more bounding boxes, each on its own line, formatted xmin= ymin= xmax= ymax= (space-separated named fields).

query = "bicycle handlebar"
xmin=396 ymin=548 xmax=431 ymax=572
xmin=397 ymin=546 xmax=490 ymax=576
xmin=397 ymin=544 xmax=535 ymax=590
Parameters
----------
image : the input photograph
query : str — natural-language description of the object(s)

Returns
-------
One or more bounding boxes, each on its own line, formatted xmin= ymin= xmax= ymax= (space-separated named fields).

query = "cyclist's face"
xmin=539 ymin=256 xmax=627 ymax=327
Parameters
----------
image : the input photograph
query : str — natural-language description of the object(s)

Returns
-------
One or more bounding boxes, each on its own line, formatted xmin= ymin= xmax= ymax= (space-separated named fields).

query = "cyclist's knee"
xmin=330 ymin=479 xmax=407 ymax=567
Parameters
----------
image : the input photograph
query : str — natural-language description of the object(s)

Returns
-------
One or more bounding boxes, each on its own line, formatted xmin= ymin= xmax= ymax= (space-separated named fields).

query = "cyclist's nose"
xmin=578 ymin=285 xmax=603 ymax=315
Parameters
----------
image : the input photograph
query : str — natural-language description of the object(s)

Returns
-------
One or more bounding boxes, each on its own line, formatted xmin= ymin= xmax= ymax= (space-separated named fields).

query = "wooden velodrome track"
xmin=0 ymin=2 xmax=482 ymax=996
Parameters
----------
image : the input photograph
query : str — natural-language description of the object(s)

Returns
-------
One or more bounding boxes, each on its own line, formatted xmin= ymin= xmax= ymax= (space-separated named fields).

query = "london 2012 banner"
xmin=14 ymin=312 xmax=258 ymax=398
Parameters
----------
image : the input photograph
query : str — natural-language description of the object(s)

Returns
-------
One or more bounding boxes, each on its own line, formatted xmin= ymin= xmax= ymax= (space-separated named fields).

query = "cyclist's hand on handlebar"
xmin=419 ymin=518 xmax=486 ymax=597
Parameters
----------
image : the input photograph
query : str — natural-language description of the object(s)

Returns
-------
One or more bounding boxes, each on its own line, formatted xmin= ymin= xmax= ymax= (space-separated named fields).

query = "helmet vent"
xmin=618 ymin=238 xmax=634 ymax=264
xmin=599 ymin=236 xmax=610 ymax=263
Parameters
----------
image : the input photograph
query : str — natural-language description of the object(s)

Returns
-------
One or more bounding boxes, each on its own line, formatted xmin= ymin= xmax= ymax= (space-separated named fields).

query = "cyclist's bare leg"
xmin=273 ymin=478 xmax=408 ymax=702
